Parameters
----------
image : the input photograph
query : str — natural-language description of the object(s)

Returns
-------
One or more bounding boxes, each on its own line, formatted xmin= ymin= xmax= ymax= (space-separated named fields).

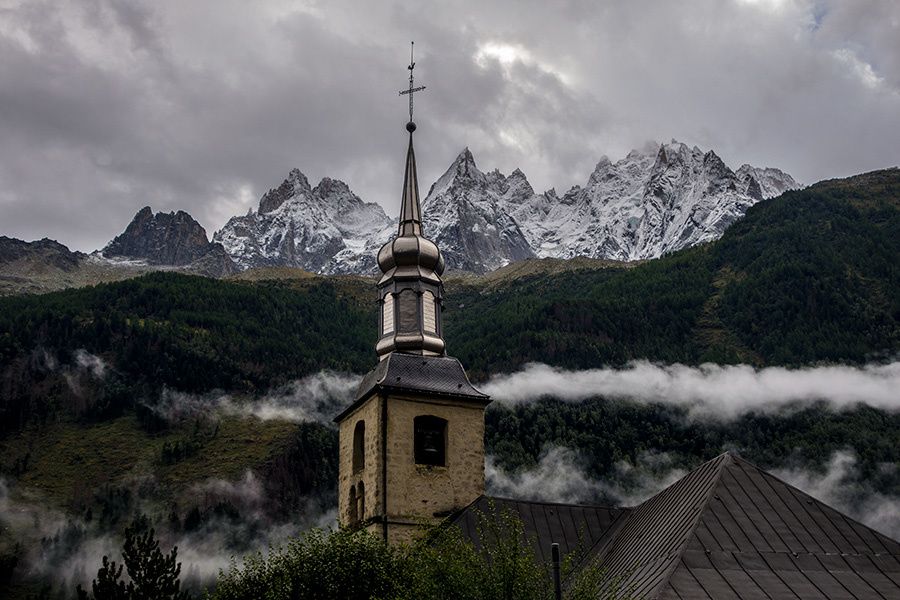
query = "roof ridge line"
xmin=564 ymin=452 xmax=733 ymax=595
xmin=560 ymin=506 xmax=631 ymax=589
xmin=636 ymin=452 xmax=734 ymax=598
xmin=482 ymin=495 xmax=623 ymax=510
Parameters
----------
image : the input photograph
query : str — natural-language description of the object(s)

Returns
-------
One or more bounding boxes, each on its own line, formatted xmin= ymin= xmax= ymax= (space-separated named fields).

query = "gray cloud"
xmin=63 ymin=349 xmax=109 ymax=396
xmin=486 ymin=447 xmax=687 ymax=507
xmin=150 ymin=370 xmax=359 ymax=424
xmin=481 ymin=361 xmax=900 ymax=419
xmin=0 ymin=0 xmax=898 ymax=251
xmin=486 ymin=446 xmax=599 ymax=505
xmin=73 ymin=349 xmax=108 ymax=379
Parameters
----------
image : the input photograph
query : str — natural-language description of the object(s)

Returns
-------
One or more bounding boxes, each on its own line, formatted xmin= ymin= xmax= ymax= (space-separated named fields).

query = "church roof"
xmin=450 ymin=452 xmax=900 ymax=599
xmin=451 ymin=495 xmax=629 ymax=565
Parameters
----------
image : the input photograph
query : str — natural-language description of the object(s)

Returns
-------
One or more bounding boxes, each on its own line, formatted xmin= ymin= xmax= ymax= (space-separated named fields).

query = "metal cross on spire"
xmin=399 ymin=41 xmax=425 ymax=125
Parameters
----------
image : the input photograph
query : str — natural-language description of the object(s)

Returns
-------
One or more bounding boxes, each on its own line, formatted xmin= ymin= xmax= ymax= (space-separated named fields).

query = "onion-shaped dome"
xmin=377 ymin=234 xmax=445 ymax=278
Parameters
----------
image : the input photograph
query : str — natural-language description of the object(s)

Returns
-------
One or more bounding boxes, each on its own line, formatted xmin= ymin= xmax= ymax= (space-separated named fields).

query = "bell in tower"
xmin=333 ymin=43 xmax=490 ymax=545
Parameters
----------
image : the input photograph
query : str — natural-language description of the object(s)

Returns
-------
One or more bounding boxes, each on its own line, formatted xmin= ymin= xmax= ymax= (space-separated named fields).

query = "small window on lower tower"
xmin=348 ymin=484 xmax=358 ymax=524
xmin=414 ymin=415 xmax=447 ymax=466
xmin=352 ymin=420 xmax=365 ymax=473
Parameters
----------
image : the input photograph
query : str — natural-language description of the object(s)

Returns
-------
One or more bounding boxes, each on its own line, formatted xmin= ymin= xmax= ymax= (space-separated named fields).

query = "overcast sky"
xmin=1 ymin=0 xmax=898 ymax=252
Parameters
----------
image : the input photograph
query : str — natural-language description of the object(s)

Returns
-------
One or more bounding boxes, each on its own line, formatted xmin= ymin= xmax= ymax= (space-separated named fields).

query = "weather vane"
xmin=399 ymin=41 xmax=425 ymax=129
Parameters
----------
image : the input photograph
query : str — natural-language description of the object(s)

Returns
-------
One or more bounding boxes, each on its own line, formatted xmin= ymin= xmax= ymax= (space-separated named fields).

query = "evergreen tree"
xmin=77 ymin=515 xmax=190 ymax=600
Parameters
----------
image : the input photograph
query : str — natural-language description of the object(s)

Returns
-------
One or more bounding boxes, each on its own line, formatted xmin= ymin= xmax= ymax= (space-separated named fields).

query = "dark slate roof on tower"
xmin=450 ymin=452 xmax=900 ymax=599
xmin=334 ymin=353 xmax=489 ymax=422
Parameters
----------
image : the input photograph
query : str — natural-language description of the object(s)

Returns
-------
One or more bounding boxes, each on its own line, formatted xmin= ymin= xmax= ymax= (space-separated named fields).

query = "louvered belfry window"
xmin=397 ymin=289 xmax=418 ymax=332
xmin=423 ymin=290 xmax=436 ymax=333
xmin=382 ymin=294 xmax=394 ymax=335
xmin=414 ymin=415 xmax=447 ymax=466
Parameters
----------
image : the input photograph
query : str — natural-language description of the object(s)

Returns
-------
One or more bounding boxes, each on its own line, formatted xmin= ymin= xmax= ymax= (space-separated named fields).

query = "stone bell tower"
xmin=334 ymin=44 xmax=490 ymax=544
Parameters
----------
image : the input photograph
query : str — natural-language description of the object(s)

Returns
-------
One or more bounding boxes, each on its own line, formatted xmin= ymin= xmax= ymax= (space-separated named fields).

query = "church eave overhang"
xmin=334 ymin=353 xmax=490 ymax=423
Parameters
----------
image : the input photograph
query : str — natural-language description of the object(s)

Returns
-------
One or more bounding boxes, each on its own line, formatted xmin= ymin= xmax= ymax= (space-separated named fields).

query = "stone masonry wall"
xmin=383 ymin=394 xmax=485 ymax=542
xmin=337 ymin=395 xmax=383 ymax=527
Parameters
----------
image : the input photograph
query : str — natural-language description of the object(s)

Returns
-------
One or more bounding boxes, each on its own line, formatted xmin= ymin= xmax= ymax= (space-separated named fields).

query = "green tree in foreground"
xmin=209 ymin=506 xmax=628 ymax=600
xmin=77 ymin=515 xmax=191 ymax=600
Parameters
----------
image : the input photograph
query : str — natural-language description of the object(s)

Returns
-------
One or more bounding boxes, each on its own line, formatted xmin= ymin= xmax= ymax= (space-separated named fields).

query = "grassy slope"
xmin=1 ymin=416 xmax=298 ymax=511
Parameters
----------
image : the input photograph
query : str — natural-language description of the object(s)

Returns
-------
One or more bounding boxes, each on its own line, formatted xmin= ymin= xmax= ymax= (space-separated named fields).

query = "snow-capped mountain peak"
xmin=258 ymin=168 xmax=311 ymax=214
xmin=213 ymin=141 xmax=801 ymax=275
xmin=428 ymin=147 xmax=485 ymax=199
xmin=214 ymin=169 xmax=393 ymax=274
xmin=503 ymin=168 xmax=535 ymax=202
xmin=417 ymin=141 xmax=801 ymax=270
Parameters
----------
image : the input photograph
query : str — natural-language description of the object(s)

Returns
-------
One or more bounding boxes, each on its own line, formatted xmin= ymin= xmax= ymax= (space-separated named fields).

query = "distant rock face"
xmin=214 ymin=141 xmax=800 ymax=275
xmin=0 ymin=237 xmax=83 ymax=272
xmin=420 ymin=149 xmax=536 ymax=273
xmin=185 ymin=244 xmax=240 ymax=278
xmin=418 ymin=142 xmax=801 ymax=271
xmin=736 ymin=164 xmax=799 ymax=201
xmin=102 ymin=207 xmax=237 ymax=277
xmin=213 ymin=169 xmax=394 ymax=274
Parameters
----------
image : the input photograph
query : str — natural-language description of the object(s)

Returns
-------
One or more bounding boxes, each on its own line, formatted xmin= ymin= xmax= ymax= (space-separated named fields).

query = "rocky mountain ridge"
xmin=213 ymin=170 xmax=394 ymax=274
xmin=420 ymin=141 xmax=800 ymax=271
xmin=213 ymin=140 xmax=800 ymax=275
xmin=6 ymin=141 xmax=800 ymax=287
xmin=102 ymin=207 xmax=237 ymax=277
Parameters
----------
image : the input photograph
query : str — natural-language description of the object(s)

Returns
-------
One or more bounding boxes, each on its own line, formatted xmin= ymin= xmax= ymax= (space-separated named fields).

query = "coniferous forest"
xmin=0 ymin=169 xmax=898 ymax=597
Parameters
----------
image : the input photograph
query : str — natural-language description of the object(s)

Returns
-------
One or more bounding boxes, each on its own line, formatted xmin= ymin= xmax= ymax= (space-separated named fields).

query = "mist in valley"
xmin=2 ymin=355 xmax=898 ymax=594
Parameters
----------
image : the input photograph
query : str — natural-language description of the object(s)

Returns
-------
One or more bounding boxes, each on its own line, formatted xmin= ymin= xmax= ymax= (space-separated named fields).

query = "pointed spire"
xmin=398 ymin=130 xmax=422 ymax=236
xmin=373 ymin=44 xmax=445 ymax=359
xmin=396 ymin=42 xmax=426 ymax=237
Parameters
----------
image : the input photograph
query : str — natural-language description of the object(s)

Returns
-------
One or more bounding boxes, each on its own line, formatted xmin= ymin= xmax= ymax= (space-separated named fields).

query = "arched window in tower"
xmin=382 ymin=294 xmax=394 ymax=335
xmin=397 ymin=289 xmax=419 ymax=332
xmin=357 ymin=481 xmax=365 ymax=520
xmin=348 ymin=485 xmax=358 ymax=524
xmin=352 ymin=420 xmax=365 ymax=473
xmin=423 ymin=290 xmax=437 ymax=333
xmin=414 ymin=415 xmax=447 ymax=466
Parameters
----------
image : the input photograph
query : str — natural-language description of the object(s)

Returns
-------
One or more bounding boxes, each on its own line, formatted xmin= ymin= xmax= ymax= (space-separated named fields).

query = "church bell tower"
xmin=334 ymin=43 xmax=490 ymax=544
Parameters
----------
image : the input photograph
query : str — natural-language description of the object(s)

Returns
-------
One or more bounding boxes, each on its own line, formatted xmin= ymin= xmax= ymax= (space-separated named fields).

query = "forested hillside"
xmin=450 ymin=168 xmax=900 ymax=376
xmin=0 ymin=169 xmax=898 ymax=598
xmin=2 ymin=170 xmax=898 ymax=415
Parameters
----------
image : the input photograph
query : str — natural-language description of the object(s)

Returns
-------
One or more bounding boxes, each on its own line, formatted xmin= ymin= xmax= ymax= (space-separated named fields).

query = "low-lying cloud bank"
xmin=481 ymin=361 xmax=900 ymax=419
xmin=151 ymin=371 xmax=359 ymax=425
xmin=146 ymin=361 xmax=900 ymax=425
xmin=486 ymin=448 xmax=686 ymax=507
xmin=486 ymin=448 xmax=900 ymax=540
